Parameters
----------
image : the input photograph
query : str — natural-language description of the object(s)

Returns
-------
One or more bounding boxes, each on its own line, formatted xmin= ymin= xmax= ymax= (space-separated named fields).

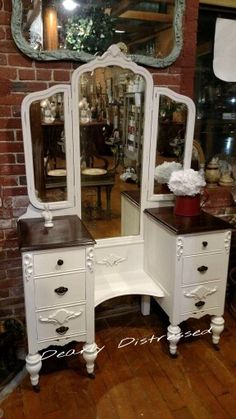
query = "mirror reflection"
xmin=30 ymin=92 xmax=67 ymax=202
xmin=154 ymin=94 xmax=188 ymax=193
xmin=21 ymin=0 xmax=176 ymax=59
xmin=78 ymin=66 xmax=145 ymax=239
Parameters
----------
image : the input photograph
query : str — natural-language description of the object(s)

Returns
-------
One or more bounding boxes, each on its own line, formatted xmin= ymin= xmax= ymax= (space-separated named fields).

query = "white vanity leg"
xmin=141 ymin=295 xmax=151 ymax=316
xmin=211 ymin=315 xmax=224 ymax=346
xmin=82 ymin=342 xmax=97 ymax=378
xmin=167 ymin=324 xmax=181 ymax=357
xmin=26 ymin=353 xmax=42 ymax=391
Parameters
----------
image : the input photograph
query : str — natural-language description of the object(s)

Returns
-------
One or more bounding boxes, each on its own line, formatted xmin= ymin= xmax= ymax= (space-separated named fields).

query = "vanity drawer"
xmin=180 ymin=281 xmax=225 ymax=315
xmin=35 ymin=272 xmax=86 ymax=309
xmin=33 ymin=248 xmax=85 ymax=276
xmin=36 ymin=304 xmax=86 ymax=341
xmin=182 ymin=253 xmax=224 ymax=285
xmin=182 ymin=232 xmax=226 ymax=255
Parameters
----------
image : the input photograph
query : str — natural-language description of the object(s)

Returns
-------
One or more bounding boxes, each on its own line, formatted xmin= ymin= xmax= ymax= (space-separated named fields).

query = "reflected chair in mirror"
xmin=80 ymin=123 xmax=122 ymax=220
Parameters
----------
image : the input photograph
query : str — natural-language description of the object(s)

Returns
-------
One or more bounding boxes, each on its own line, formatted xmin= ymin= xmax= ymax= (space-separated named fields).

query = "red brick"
xmin=6 ymin=268 xmax=22 ymax=279
xmin=0 ymin=154 xmax=15 ymax=164
xmin=0 ymin=131 xmax=14 ymax=142
xmin=0 ymin=105 xmax=11 ymax=117
xmin=0 ymin=40 xmax=17 ymax=53
xmin=3 ymin=0 xmax=12 ymax=12
xmin=0 ymin=176 xmax=18 ymax=186
xmin=16 ymin=153 xmax=25 ymax=163
xmin=8 ymin=54 xmax=33 ymax=67
xmin=0 ymin=78 xmax=11 ymax=95
xmin=36 ymin=69 xmax=52 ymax=81
xmin=0 ymin=142 xmax=23 ymax=153
xmin=36 ymin=61 xmax=72 ymax=70
xmin=11 ymin=81 xmax=47 ymax=93
xmin=0 ymin=118 xmax=21 ymax=129
xmin=12 ymin=196 xmax=29 ymax=208
xmin=0 ymin=94 xmax=25 ymax=106
xmin=0 ymin=27 xmax=5 ymax=40
xmin=0 ymin=53 xmax=7 ymax=65
xmin=12 ymin=105 xmax=21 ymax=117
xmin=0 ymin=11 xmax=10 ymax=25
xmin=53 ymin=70 xmax=71 ymax=82
xmin=152 ymin=73 xmax=181 ymax=86
xmin=0 ymin=67 xmax=17 ymax=80
xmin=18 ymin=69 xmax=36 ymax=80
xmin=3 ymin=186 xmax=27 ymax=197
xmin=16 ymin=131 xmax=23 ymax=142
xmin=0 ymin=164 xmax=25 ymax=175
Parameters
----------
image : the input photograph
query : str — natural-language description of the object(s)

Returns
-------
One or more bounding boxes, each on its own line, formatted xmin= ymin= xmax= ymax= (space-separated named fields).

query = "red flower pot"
xmin=174 ymin=194 xmax=201 ymax=216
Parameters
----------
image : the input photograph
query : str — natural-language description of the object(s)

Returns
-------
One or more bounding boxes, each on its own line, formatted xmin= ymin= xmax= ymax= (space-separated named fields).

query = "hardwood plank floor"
xmin=1 ymin=303 xmax=236 ymax=419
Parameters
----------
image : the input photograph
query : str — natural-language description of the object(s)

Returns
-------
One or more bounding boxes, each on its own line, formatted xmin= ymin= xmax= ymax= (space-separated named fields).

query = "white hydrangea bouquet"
xmin=168 ymin=169 xmax=207 ymax=216
xmin=154 ymin=161 xmax=182 ymax=184
xmin=168 ymin=168 xmax=206 ymax=196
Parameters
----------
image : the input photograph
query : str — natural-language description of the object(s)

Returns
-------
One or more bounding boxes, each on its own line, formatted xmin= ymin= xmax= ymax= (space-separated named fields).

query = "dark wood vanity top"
xmin=144 ymin=207 xmax=232 ymax=235
xmin=18 ymin=215 xmax=95 ymax=252
xmin=121 ymin=190 xmax=140 ymax=207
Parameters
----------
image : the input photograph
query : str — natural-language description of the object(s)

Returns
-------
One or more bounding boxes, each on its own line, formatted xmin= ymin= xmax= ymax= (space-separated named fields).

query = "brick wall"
xmin=0 ymin=0 xmax=199 ymax=322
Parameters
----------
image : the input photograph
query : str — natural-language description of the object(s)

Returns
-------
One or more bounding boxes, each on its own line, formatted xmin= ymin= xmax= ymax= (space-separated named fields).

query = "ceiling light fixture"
xmin=63 ymin=0 xmax=78 ymax=11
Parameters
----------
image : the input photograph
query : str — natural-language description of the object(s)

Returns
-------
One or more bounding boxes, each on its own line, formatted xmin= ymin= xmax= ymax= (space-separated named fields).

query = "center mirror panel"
xmin=76 ymin=66 xmax=146 ymax=239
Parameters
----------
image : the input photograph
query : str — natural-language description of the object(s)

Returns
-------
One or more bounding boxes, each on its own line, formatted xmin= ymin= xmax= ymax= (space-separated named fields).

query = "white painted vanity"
xmin=18 ymin=45 xmax=231 ymax=390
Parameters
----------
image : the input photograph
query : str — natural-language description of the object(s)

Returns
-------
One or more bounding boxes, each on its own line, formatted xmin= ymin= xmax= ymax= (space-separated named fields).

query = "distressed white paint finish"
xmin=144 ymin=211 xmax=231 ymax=355
xmin=22 ymin=245 xmax=96 ymax=388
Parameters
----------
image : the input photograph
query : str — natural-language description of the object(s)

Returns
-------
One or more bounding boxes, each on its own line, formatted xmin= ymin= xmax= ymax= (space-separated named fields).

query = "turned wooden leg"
xmin=82 ymin=342 xmax=97 ymax=377
xmin=211 ymin=315 xmax=224 ymax=346
xmin=167 ymin=324 xmax=181 ymax=357
xmin=26 ymin=353 xmax=42 ymax=390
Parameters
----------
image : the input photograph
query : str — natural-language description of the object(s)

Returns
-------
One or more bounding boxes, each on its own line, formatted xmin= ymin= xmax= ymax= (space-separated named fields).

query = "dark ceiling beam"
xmin=111 ymin=0 xmax=140 ymax=17
xmin=119 ymin=10 xmax=173 ymax=23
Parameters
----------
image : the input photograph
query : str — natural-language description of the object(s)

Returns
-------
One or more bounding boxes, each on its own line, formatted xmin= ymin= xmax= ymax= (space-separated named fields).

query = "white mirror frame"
xmin=147 ymin=87 xmax=196 ymax=202
xmin=71 ymin=45 xmax=154 ymax=240
xmin=21 ymin=84 xmax=75 ymax=215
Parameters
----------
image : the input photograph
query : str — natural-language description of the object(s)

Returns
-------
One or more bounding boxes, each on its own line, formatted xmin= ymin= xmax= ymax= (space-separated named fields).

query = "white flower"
xmin=168 ymin=168 xmax=206 ymax=196
xmin=154 ymin=161 xmax=182 ymax=184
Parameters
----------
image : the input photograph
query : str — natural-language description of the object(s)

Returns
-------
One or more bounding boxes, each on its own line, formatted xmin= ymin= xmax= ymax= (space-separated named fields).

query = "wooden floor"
xmin=1 ymin=302 xmax=236 ymax=419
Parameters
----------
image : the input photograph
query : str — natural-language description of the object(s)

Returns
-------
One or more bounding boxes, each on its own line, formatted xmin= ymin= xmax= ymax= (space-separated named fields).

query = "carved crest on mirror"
xmin=11 ymin=0 xmax=185 ymax=68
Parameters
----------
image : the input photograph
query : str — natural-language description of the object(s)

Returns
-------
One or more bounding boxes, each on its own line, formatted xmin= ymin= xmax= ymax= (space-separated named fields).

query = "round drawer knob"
xmin=197 ymin=265 xmax=208 ymax=273
xmin=202 ymin=241 xmax=208 ymax=248
xmin=57 ymin=259 xmax=64 ymax=266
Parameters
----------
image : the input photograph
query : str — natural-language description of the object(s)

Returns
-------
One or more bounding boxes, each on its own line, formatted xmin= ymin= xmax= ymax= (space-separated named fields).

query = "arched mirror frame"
xmin=21 ymin=84 xmax=75 ymax=215
xmin=147 ymin=87 xmax=196 ymax=203
xmin=11 ymin=0 xmax=185 ymax=68
xmin=71 ymin=45 xmax=154 ymax=241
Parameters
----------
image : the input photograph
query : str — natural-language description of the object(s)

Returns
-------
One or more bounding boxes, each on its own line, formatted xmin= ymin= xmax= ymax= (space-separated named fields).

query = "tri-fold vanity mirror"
xmin=12 ymin=0 xmax=185 ymax=67
xmin=21 ymin=44 xmax=195 ymax=241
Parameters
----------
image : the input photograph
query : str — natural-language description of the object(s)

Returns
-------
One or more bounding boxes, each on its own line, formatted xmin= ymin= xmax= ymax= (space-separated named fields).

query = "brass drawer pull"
xmin=56 ymin=326 xmax=69 ymax=335
xmin=202 ymin=241 xmax=208 ymax=248
xmin=195 ymin=300 xmax=205 ymax=308
xmin=57 ymin=259 xmax=64 ymax=266
xmin=54 ymin=286 xmax=68 ymax=296
xmin=197 ymin=265 xmax=208 ymax=273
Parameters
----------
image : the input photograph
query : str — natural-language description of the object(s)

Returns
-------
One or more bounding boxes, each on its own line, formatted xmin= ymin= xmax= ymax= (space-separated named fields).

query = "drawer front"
xmin=33 ymin=248 xmax=85 ymax=276
xmin=180 ymin=281 xmax=225 ymax=315
xmin=35 ymin=272 xmax=86 ymax=309
xmin=182 ymin=232 xmax=226 ymax=255
xmin=182 ymin=253 xmax=225 ymax=285
xmin=36 ymin=304 xmax=86 ymax=341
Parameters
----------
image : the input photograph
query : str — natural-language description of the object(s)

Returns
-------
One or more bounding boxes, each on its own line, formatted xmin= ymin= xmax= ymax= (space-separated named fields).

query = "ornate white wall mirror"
xmin=20 ymin=45 xmax=196 ymax=242
xmin=71 ymin=45 xmax=154 ymax=240
xmin=148 ymin=87 xmax=196 ymax=202
xmin=21 ymin=85 xmax=75 ymax=216
xmin=11 ymin=0 xmax=185 ymax=68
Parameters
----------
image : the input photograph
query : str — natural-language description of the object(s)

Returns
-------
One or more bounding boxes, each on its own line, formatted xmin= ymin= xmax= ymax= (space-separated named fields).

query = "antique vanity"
xmin=18 ymin=45 xmax=231 ymax=390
